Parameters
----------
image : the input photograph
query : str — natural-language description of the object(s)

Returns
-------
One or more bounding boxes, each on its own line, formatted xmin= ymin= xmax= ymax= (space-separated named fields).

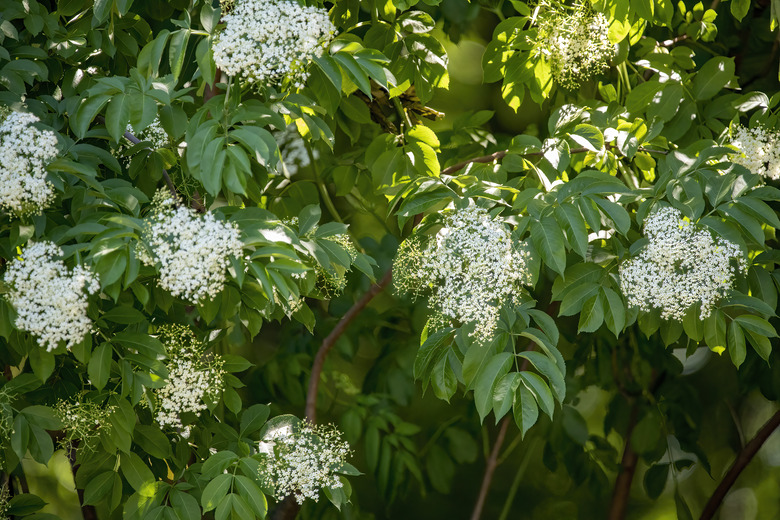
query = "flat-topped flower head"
xmin=394 ymin=205 xmax=533 ymax=340
xmin=259 ymin=421 xmax=350 ymax=504
xmin=3 ymin=241 xmax=99 ymax=351
xmin=619 ymin=206 xmax=747 ymax=321
xmin=534 ymin=2 xmax=614 ymax=89
xmin=139 ymin=191 xmax=244 ymax=304
xmin=154 ymin=325 xmax=224 ymax=435
xmin=213 ymin=0 xmax=336 ymax=88
xmin=0 ymin=110 xmax=59 ymax=217
xmin=729 ymin=124 xmax=780 ymax=180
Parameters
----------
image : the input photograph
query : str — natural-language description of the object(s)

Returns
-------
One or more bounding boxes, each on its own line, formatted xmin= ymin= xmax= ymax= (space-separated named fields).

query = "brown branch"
xmin=699 ymin=408 xmax=780 ymax=520
xmin=470 ymin=417 xmax=512 ymax=520
xmin=304 ymin=268 xmax=394 ymax=422
xmin=608 ymin=402 xmax=640 ymax=520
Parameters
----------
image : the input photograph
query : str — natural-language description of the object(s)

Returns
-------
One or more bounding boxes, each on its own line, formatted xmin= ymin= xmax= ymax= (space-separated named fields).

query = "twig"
xmin=470 ymin=356 xmax=531 ymax=520
xmin=657 ymin=34 xmax=689 ymax=47
xmin=304 ymin=268 xmax=394 ymax=422
xmin=699 ymin=408 xmax=780 ymax=520
xmin=470 ymin=417 xmax=512 ymax=520
xmin=608 ymin=402 xmax=640 ymax=520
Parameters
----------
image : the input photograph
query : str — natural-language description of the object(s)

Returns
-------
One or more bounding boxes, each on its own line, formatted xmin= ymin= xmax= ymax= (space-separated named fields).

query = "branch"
xmin=304 ymin=268 xmax=394 ymax=422
xmin=470 ymin=417 xmax=512 ymax=520
xmin=608 ymin=402 xmax=640 ymax=520
xmin=699 ymin=408 xmax=780 ymax=520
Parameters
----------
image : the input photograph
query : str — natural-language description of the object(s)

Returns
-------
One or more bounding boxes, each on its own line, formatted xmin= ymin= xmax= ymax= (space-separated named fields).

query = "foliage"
xmin=1 ymin=0 xmax=780 ymax=519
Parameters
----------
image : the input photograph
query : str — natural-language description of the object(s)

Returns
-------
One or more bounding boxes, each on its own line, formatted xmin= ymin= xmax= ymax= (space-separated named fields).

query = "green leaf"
xmin=554 ymin=203 xmax=588 ymax=258
xmin=201 ymin=473 xmax=233 ymax=512
xmin=431 ymin=353 xmax=457 ymax=402
xmin=531 ymin=216 xmax=567 ymax=275
xmin=602 ymin=287 xmax=626 ymax=338
xmin=7 ymin=494 xmax=46 ymax=516
xmin=84 ymin=471 xmax=118 ymax=505
xmin=733 ymin=315 xmax=778 ymax=338
xmin=233 ymin=475 xmax=267 ymax=518
xmin=578 ymin=293 xmax=605 ymax=333
xmin=643 ymin=464 xmax=669 ymax=500
xmin=692 ymin=57 xmax=735 ymax=100
xmin=120 ymin=452 xmax=155 ymax=491
xmin=512 ymin=384 xmax=539 ymax=437
xmin=133 ymin=425 xmax=172 ymax=459
xmin=492 ymin=372 xmax=521 ymax=422
xmin=240 ymin=404 xmax=270 ymax=436
xmin=474 ymin=352 xmax=513 ymax=422
xmin=517 ymin=351 xmax=565 ymax=403
xmin=21 ymin=406 xmax=62 ymax=430
xmin=88 ymin=342 xmax=113 ymax=390
xmin=728 ymin=321 xmax=746 ymax=368
xmin=202 ymin=451 xmax=238 ymax=479
xmin=106 ymin=93 xmax=131 ymax=143
xmin=569 ymin=124 xmax=604 ymax=151
xmin=520 ymin=372 xmax=555 ymax=419
xmin=414 ymin=326 xmax=456 ymax=385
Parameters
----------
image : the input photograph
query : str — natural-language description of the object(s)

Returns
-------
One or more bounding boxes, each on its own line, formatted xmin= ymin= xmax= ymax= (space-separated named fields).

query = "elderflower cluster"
xmin=729 ymin=125 xmax=780 ymax=180
xmin=0 ymin=483 xmax=8 ymax=520
xmin=55 ymin=399 xmax=115 ymax=452
xmin=259 ymin=422 xmax=350 ymax=504
xmin=316 ymin=234 xmax=358 ymax=298
xmin=213 ymin=0 xmax=336 ymax=88
xmin=620 ymin=206 xmax=746 ymax=321
xmin=155 ymin=326 xmax=224 ymax=435
xmin=535 ymin=3 xmax=614 ymax=89
xmin=0 ymin=110 xmax=59 ymax=217
xmin=394 ymin=205 xmax=533 ymax=340
xmin=3 ymin=241 xmax=100 ymax=351
xmin=139 ymin=192 xmax=244 ymax=303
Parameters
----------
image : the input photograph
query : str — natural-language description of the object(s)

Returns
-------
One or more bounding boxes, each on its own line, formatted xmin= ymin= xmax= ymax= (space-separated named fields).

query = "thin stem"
xmin=699 ymin=408 xmax=780 ymax=520
xmin=608 ymin=402 xmax=640 ymax=520
xmin=307 ymin=144 xmax=344 ymax=223
xmin=304 ymin=268 xmax=393 ymax=422
xmin=497 ymin=437 xmax=540 ymax=520
xmin=470 ymin=417 xmax=512 ymax=520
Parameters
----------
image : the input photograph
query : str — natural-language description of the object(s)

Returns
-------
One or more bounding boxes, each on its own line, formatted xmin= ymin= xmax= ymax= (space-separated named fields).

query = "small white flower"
xmin=535 ymin=6 xmax=613 ymax=89
xmin=0 ymin=111 xmax=59 ymax=217
xmin=3 ymin=241 xmax=99 ymax=351
xmin=729 ymin=124 xmax=780 ymax=180
xmin=139 ymin=192 xmax=244 ymax=303
xmin=259 ymin=422 xmax=349 ymax=504
xmin=395 ymin=205 xmax=533 ymax=340
xmin=213 ymin=0 xmax=336 ymax=88
xmin=154 ymin=326 xmax=224 ymax=431
xmin=619 ymin=206 xmax=746 ymax=320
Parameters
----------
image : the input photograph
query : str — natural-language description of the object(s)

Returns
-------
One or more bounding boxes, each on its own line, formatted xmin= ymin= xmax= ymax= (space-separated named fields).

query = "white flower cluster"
xmin=259 ymin=422 xmax=349 ymax=504
xmin=127 ymin=117 xmax=168 ymax=150
xmin=0 ymin=482 xmax=8 ymax=520
xmin=394 ymin=205 xmax=533 ymax=340
xmin=0 ymin=111 xmax=59 ymax=217
xmin=213 ymin=0 xmax=336 ymax=88
xmin=139 ymin=192 xmax=244 ymax=303
xmin=619 ymin=206 xmax=746 ymax=320
xmin=55 ymin=399 xmax=115 ymax=452
xmin=729 ymin=125 xmax=780 ymax=180
xmin=536 ymin=5 xmax=614 ymax=89
xmin=155 ymin=326 xmax=224 ymax=434
xmin=3 ymin=241 xmax=99 ymax=351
